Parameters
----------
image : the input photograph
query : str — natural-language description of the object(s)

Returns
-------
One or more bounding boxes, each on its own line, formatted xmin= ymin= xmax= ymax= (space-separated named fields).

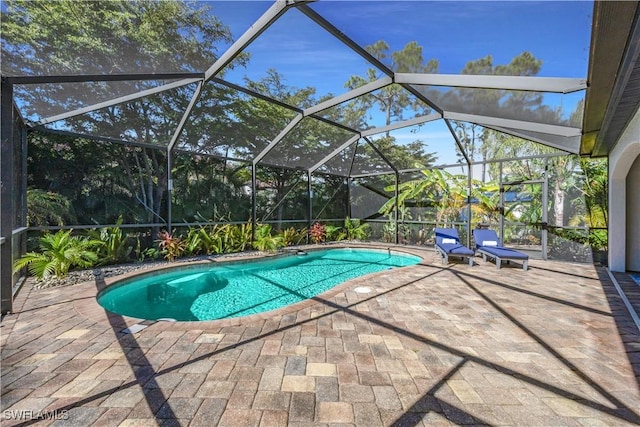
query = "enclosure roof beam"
xmin=444 ymin=118 xmax=471 ymax=165
xmin=304 ymin=77 xmax=393 ymax=116
xmin=204 ymin=1 xmax=295 ymax=81
xmin=211 ymin=77 xmax=303 ymax=113
xmin=398 ymin=162 xmax=470 ymax=174
xmin=308 ymin=134 xmax=360 ymax=173
xmin=3 ymin=72 xmax=204 ymax=85
xmin=395 ymin=73 xmax=587 ymax=94
xmin=444 ymin=112 xmax=582 ymax=137
xmin=33 ymin=78 xmax=202 ymax=127
xmin=297 ymin=4 xmax=395 ymax=78
xmin=350 ymin=170 xmax=397 ymax=179
xmin=168 ymin=80 xmax=204 ymax=152
xmin=34 ymin=126 xmax=255 ymax=163
xmin=167 ymin=1 xmax=295 ymax=156
xmin=484 ymin=125 xmax=579 ymax=154
xmin=253 ymin=113 xmax=304 ymax=165
xmin=35 ymin=127 xmax=167 ymax=151
xmin=360 ymin=113 xmax=441 ymax=137
xmin=363 ymin=136 xmax=398 ymax=173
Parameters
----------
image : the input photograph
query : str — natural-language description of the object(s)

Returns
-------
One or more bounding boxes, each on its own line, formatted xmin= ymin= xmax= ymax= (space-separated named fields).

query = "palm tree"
xmin=13 ymin=230 xmax=101 ymax=279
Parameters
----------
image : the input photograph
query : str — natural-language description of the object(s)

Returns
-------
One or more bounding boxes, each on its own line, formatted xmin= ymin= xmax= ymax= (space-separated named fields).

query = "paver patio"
xmin=1 ymin=245 xmax=639 ymax=426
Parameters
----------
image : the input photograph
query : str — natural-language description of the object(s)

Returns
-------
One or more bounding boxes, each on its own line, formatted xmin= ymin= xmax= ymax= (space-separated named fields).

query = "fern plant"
xmin=13 ymin=230 xmax=101 ymax=279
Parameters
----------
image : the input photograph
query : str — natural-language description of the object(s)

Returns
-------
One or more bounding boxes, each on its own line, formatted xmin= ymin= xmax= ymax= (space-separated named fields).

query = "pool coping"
xmin=71 ymin=243 xmax=431 ymax=331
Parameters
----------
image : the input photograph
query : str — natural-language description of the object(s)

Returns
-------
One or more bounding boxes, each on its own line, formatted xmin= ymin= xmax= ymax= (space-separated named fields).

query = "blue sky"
xmin=206 ymin=1 xmax=593 ymax=166
xmin=211 ymin=1 xmax=593 ymax=91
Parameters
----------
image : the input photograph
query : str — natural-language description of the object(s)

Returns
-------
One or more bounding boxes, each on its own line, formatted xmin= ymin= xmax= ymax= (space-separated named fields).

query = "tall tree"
xmin=451 ymin=52 xmax=543 ymax=181
xmin=345 ymin=41 xmax=438 ymax=132
xmin=3 ymin=0 xmax=246 ymax=227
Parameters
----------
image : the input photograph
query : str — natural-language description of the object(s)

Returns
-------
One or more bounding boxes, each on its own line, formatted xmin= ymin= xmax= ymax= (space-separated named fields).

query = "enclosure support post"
xmin=542 ymin=157 xmax=549 ymax=260
xmin=467 ymin=166 xmax=473 ymax=248
xmin=251 ymin=163 xmax=257 ymax=243
xmin=346 ymin=178 xmax=352 ymax=219
xmin=499 ymin=161 xmax=504 ymax=243
xmin=1 ymin=81 xmax=15 ymax=314
xmin=307 ymin=171 xmax=313 ymax=236
xmin=394 ymin=172 xmax=399 ymax=245
xmin=166 ymin=150 xmax=173 ymax=233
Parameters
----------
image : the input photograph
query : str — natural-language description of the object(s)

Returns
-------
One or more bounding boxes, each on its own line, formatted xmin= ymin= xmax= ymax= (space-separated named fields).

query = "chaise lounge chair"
xmin=434 ymin=227 xmax=475 ymax=266
xmin=472 ymin=228 xmax=529 ymax=270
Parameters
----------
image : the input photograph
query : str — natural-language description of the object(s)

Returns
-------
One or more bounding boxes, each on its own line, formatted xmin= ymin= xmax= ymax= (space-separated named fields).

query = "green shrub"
xmin=279 ymin=227 xmax=307 ymax=246
xmin=325 ymin=225 xmax=345 ymax=242
xmin=253 ymin=224 xmax=284 ymax=252
xmin=183 ymin=226 xmax=205 ymax=256
xmin=88 ymin=217 xmax=133 ymax=265
xmin=13 ymin=230 xmax=101 ymax=279
xmin=343 ymin=217 xmax=370 ymax=240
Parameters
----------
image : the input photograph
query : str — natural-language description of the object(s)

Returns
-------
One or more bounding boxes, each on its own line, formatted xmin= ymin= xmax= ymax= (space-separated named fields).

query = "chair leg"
xmin=496 ymin=257 xmax=501 ymax=269
xmin=468 ymin=256 xmax=473 ymax=267
xmin=523 ymin=260 xmax=528 ymax=271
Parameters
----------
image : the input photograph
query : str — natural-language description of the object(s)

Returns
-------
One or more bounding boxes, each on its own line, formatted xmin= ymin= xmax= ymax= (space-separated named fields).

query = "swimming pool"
xmin=97 ymin=248 xmax=421 ymax=321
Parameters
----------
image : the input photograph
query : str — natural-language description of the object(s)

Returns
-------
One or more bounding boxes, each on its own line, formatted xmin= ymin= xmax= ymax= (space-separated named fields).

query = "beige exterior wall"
xmin=627 ymin=155 xmax=640 ymax=271
xmin=609 ymin=107 xmax=640 ymax=272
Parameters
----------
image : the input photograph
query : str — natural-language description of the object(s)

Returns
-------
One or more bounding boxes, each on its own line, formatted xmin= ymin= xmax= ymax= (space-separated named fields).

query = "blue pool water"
xmin=97 ymin=248 xmax=421 ymax=321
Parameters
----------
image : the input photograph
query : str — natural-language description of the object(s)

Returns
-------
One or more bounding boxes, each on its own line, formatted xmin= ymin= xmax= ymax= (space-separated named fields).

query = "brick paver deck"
xmin=2 ymin=244 xmax=639 ymax=426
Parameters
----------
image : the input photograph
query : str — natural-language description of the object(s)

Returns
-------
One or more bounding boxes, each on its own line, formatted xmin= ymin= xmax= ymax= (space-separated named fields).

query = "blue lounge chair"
xmin=472 ymin=229 xmax=529 ymax=271
xmin=434 ymin=228 xmax=475 ymax=266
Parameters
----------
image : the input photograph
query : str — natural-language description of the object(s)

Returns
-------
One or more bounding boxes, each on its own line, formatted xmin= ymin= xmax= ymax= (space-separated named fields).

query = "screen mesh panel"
xmin=1 ymin=1 xmax=270 ymax=76
xmin=177 ymin=81 xmax=299 ymax=159
xmin=27 ymin=131 xmax=168 ymax=225
xmin=255 ymin=166 xmax=308 ymax=226
xmin=311 ymin=173 xmax=348 ymax=221
xmin=171 ymin=152 xmax=251 ymax=223
xmin=316 ymin=142 xmax=358 ymax=177
xmin=314 ymin=84 xmax=433 ymax=131
xmin=15 ymin=80 xmax=184 ymax=124
xmin=260 ymin=116 xmax=356 ymax=170
xmin=40 ymin=84 xmax=198 ymax=147
xmin=219 ymin=6 xmax=374 ymax=109
xmin=308 ymin=2 xmax=591 ymax=78
xmin=350 ymin=175 xmax=394 ymax=220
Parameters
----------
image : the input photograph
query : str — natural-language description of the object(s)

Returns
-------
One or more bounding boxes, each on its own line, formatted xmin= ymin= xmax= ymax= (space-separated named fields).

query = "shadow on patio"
xmin=2 ymin=253 xmax=639 ymax=426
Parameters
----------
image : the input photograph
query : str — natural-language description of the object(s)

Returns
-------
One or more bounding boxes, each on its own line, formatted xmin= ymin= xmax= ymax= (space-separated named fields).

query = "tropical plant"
xmin=183 ymin=226 xmax=205 ymax=256
xmin=280 ymin=227 xmax=307 ymax=246
xmin=253 ymin=224 xmax=284 ymax=252
xmin=309 ymin=222 xmax=326 ymax=244
xmin=193 ymin=225 xmax=221 ymax=255
xmin=343 ymin=217 xmax=370 ymax=241
xmin=224 ymin=222 xmax=252 ymax=253
xmin=88 ymin=216 xmax=133 ymax=265
xmin=13 ymin=230 xmax=101 ymax=279
xmin=156 ymin=230 xmax=186 ymax=262
xmin=379 ymin=168 xmax=497 ymax=228
xmin=325 ymin=225 xmax=345 ymax=242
